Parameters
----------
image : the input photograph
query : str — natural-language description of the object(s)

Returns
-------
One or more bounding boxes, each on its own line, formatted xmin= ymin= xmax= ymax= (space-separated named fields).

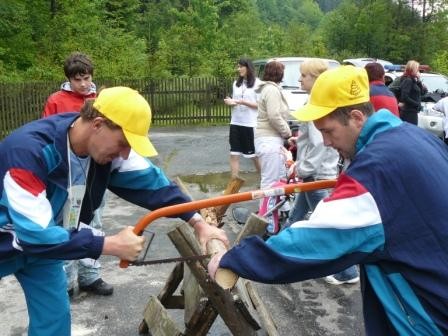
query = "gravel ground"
xmin=0 ymin=125 xmax=364 ymax=336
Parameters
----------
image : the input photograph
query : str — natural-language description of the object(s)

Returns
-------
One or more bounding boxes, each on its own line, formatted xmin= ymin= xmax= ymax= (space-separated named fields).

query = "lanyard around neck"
xmin=67 ymin=133 xmax=90 ymax=195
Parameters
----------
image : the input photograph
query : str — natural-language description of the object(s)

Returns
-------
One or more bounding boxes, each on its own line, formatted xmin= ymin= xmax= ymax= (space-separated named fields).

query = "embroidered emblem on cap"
xmin=350 ymin=80 xmax=361 ymax=97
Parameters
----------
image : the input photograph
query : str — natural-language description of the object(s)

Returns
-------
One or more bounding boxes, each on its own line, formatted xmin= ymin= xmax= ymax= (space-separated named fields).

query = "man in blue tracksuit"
xmin=0 ymin=87 xmax=228 ymax=336
xmin=209 ymin=66 xmax=448 ymax=335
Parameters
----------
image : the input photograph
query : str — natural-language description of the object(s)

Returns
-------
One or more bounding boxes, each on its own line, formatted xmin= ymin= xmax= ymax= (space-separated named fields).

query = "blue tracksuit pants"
xmin=0 ymin=256 xmax=71 ymax=336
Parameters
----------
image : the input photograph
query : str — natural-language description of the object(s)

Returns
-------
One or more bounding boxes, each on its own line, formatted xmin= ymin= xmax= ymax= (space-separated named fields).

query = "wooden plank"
xmin=183 ymin=263 xmax=204 ymax=322
xmin=224 ymin=213 xmax=269 ymax=330
xmin=234 ymin=213 xmax=269 ymax=245
xmin=142 ymin=296 xmax=183 ymax=336
xmin=175 ymin=176 xmax=220 ymax=333
xmin=245 ymin=281 xmax=279 ymax=336
xmin=158 ymin=262 xmax=184 ymax=306
xmin=184 ymin=298 xmax=217 ymax=336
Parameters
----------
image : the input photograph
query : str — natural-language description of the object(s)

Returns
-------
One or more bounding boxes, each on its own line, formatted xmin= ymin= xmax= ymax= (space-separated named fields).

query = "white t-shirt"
xmin=230 ymin=78 xmax=261 ymax=128
xmin=433 ymin=96 xmax=448 ymax=137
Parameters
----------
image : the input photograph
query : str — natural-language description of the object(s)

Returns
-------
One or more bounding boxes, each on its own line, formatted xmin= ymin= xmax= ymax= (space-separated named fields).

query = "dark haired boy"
xmin=42 ymin=52 xmax=96 ymax=117
xmin=42 ymin=52 xmax=112 ymax=296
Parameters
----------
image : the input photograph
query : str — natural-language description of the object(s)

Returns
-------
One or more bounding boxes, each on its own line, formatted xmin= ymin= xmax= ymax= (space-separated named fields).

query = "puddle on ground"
xmin=176 ymin=171 xmax=260 ymax=199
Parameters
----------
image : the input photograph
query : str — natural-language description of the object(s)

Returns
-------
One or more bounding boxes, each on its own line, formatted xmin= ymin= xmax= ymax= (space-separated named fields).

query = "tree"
xmin=0 ymin=1 xmax=36 ymax=77
xmin=1 ymin=0 xmax=448 ymax=82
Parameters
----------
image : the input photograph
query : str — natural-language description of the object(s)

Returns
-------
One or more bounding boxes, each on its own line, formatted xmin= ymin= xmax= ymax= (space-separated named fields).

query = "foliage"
xmin=1 ymin=0 xmax=448 ymax=83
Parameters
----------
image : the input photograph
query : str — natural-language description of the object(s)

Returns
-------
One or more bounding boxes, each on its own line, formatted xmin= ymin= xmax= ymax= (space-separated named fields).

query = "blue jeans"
xmin=64 ymin=197 xmax=105 ymax=288
xmin=0 ymin=256 xmax=71 ymax=336
xmin=286 ymin=187 xmax=330 ymax=227
xmin=333 ymin=264 xmax=359 ymax=281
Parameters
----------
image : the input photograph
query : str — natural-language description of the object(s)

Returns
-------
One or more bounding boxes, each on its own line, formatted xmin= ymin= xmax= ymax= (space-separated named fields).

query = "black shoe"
xmin=79 ymin=278 xmax=114 ymax=296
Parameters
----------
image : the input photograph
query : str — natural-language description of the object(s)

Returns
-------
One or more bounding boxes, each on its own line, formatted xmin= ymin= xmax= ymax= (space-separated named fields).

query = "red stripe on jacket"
xmin=9 ymin=168 xmax=46 ymax=196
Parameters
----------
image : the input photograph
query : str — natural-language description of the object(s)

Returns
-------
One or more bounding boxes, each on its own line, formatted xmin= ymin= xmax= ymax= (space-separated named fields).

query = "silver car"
xmin=386 ymin=71 xmax=448 ymax=138
xmin=253 ymin=57 xmax=340 ymax=113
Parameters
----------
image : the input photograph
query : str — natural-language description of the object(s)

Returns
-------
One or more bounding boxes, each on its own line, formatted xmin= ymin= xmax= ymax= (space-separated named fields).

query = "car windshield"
xmin=421 ymin=75 xmax=448 ymax=93
xmin=281 ymin=61 xmax=302 ymax=89
xmin=280 ymin=60 xmax=339 ymax=90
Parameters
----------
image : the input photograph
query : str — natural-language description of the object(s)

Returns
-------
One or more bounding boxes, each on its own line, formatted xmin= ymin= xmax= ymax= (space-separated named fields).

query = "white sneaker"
xmin=324 ymin=274 xmax=360 ymax=285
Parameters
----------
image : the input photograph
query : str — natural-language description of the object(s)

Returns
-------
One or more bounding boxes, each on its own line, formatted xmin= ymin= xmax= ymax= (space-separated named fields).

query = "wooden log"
xmin=208 ymin=238 xmax=238 ymax=290
xmin=200 ymin=207 xmax=219 ymax=226
xmin=142 ymin=296 xmax=183 ymax=336
xmin=214 ymin=213 xmax=268 ymax=290
xmin=214 ymin=175 xmax=245 ymax=226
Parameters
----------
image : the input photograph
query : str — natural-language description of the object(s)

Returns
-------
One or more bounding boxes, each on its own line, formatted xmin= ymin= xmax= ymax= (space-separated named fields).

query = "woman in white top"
xmin=255 ymin=60 xmax=292 ymax=190
xmin=224 ymin=58 xmax=261 ymax=177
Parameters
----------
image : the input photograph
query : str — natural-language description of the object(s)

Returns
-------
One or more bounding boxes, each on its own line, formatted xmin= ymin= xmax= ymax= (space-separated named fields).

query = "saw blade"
xmin=129 ymin=254 xmax=211 ymax=266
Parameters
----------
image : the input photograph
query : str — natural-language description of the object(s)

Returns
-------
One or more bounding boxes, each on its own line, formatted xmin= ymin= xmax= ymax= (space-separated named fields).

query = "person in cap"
xmin=0 ymin=87 xmax=228 ymax=336
xmin=285 ymin=59 xmax=359 ymax=285
xmin=42 ymin=51 xmax=113 ymax=297
xmin=208 ymin=66 xmax=448 ymax=335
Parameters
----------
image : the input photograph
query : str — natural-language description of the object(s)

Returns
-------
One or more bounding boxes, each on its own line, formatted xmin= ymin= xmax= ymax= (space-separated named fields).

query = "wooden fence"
xmin=0 ymin=77 xmax=233 ymax=138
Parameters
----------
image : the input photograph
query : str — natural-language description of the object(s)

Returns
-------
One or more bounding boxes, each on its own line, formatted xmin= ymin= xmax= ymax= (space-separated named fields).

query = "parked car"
xmin=343 ymin=58 xmax=393 ymax=70
xmin=253 ymin=57 xmax=340 ymax=113
xmin=386 ymin=71 xmax=448 ymax=138
xmin=344 ymin=61 xmax=447 ymax=139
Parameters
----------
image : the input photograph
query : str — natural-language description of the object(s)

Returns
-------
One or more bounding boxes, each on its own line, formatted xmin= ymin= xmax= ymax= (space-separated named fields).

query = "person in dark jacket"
xmin=0 ymin=87 xmax=228 ymax=336
xmin=399 ymin=60 xmax=427 ymax=124
xmin=209 ymin=66 xmax=448 ymax=335
xmin=364 ymin=62 xmax=399 ymax=117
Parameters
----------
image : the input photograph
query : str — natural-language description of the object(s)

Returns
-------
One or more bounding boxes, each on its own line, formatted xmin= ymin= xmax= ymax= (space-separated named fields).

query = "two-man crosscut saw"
xmin=120 ymin=180 xmax=337 ymax=268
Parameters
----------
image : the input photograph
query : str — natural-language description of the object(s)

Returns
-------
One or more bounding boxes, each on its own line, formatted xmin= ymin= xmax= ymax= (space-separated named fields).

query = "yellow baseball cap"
xmin=292 ymin=66 xmax=370 ymax=121
xmin=93 ymin=87 xmax=157 ymax=157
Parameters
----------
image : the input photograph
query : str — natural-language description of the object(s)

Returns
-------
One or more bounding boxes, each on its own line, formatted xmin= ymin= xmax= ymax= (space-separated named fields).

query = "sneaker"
xmin=324 ymin=274 xmax=359 ymax=285
xmin=79 ymin=278 xmax=114 ymax=296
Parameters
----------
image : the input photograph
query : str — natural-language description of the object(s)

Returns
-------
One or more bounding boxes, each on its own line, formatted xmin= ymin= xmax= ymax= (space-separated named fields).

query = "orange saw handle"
xmin=119 ymin=180 xmax=336 ymax=268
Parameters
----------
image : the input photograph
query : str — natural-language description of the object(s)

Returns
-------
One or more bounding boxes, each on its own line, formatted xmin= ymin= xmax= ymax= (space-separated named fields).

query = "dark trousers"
xmin=400 ymin=110 xmax=418 ymax=125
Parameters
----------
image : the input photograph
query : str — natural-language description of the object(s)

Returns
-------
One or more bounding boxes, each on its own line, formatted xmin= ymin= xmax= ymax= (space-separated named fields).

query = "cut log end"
xmin=215 ymin=268 xmax=238 ymax=290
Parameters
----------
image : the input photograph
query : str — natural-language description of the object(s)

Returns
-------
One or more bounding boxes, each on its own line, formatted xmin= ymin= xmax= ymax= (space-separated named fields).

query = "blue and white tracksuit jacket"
xmin=0 ymin=113 xmax=195 ymax=262
xmin=220 ymin=110 xmax=448 ymax=335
